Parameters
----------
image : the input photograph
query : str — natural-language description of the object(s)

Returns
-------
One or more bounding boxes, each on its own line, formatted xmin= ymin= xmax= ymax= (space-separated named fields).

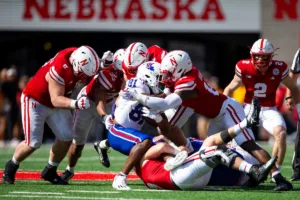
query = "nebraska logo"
xmin=80 ymin=59 xmax=88 ymax=66
xmin=170 ymin=57 xmax=178 ymax=67
xmin=139 ymin=50 xmax=147 ymax=58
xmin=23 ymin=0 xmax=225 ymax=21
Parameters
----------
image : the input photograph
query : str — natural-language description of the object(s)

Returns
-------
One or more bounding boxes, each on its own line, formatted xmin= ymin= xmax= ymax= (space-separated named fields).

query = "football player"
xmin=60 ymin=49 xmax=124 ymax=182
xmin=224 ymin=39 xmax=300 ymax=190
xmin=2 ymin=46 xmax=100 ymax=185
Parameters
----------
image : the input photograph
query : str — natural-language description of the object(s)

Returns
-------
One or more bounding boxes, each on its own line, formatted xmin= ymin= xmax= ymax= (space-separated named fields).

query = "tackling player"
xmin=2 ymin=46 xmax=100 ymax=185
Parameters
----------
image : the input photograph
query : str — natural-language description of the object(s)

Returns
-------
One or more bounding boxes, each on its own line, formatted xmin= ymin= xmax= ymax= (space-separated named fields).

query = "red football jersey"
xmin=235 ymin=59 xmax=289 ymax=107
xmin=148 ymin=45 xmax=167 ymax=63
xmin=134 ymin=160 xmax=179 ymax=190
xmin=85 ymin=66 xmax=123 ymax=103
xmin=23 ymin=47 xmax=78 ymax=108
xmin=174 ymin=66 xmax=227 ymax=119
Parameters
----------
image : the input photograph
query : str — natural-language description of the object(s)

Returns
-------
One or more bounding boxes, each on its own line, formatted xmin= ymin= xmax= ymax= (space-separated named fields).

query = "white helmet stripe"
xmin=85 ymin=46 xmax=99 ymax=74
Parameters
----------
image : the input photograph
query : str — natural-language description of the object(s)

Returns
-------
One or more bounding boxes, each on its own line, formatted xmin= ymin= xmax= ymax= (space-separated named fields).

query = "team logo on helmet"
xmin=146 ymin=63 xmax=155 ymax=71
xmin=273 ymin=68 xmax=279 ymax=76
xmin=170 ymin=57 xmax=178 ymax=67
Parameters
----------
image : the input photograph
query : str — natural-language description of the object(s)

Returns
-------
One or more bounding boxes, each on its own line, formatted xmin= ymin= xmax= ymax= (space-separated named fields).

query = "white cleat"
xmin=164 ymin=151 xmax=188 ymax=171
xmin=112 ymin=174 xmax=131 ymax=190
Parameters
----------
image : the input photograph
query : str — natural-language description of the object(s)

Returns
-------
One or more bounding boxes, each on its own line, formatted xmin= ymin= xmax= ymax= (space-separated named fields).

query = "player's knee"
xmin=29 ymin=141 xmax=42 ymax=149
xmin=57 ymin=132 xmax=73 ymax=142
xmin=71 ymin=144 xmax=84 ymax=157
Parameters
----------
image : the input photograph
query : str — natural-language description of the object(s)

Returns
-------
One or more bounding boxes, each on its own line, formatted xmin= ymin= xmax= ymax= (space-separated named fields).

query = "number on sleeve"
xmin=254 ymin=83 xmax=267 ymax=97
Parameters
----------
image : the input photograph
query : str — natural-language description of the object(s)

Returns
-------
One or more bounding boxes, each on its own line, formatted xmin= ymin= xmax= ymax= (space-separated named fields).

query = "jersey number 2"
xmin=254 ymin=83 xmax=267 ymax=97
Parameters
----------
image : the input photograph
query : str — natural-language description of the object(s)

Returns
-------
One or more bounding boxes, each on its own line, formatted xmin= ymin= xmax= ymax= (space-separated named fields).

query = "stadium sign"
xmin=0 ymin=0 xmax=260 ymax=32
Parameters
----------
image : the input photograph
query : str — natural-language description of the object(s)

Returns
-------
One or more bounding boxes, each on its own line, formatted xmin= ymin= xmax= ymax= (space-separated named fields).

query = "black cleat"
xmin=290 ymin=174 xmax=300 ymax=181
xmin=2 ymin=160 xmax=19 ymax=184
xmin=40 ymin=166 xmax=68 ymax=185
xmin=94 ymin=141 xmax=110 ymax=168
xmin=273 ymin=173 xmax=293 ymax=191
xmin=246 ymin=98 xmax=261 ymax=128
xmin=61 ymin=170 xmax=74 ymax=182
xmin=249 ymin=156 xmax=277 ymax=183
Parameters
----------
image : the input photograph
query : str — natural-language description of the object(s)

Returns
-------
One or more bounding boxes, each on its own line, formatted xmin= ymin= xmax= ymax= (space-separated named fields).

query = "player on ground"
xmin=120 ymin=49 xmax=290 ymax=191
xmin=60 ymin=50 xmax=124 ymax=182
xmin=135 ymin=104 xmax=276 ymax=190
xmin=224 ymin=39 xmax=299 ymax=190
xmin=2 ymin=46 xmax=100 ymax=185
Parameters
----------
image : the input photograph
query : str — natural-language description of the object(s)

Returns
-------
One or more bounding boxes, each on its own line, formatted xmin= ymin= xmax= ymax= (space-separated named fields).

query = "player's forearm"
xmin=223 ymin=86 xmax=234 ymax=97
xmin=136 ymin=93 xmax=182 ymax=111
xmin=96 ymin=101 xmax=108 ymax=117
xmin=51 ymin=96 xmax=74 ymax=109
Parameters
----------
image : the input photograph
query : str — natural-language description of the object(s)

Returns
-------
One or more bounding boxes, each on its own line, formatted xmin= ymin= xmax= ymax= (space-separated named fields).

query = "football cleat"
xmin=164 ymin=151 xmax=188 ymax=171
xmin=61 ymin=169 xmax=74 ymax=182
xmin=41 ymin=166 xmax=68 ymax=185
xmin=273 ymin=173 xmax=293 ymax=191
xmin=2 ymin=160 xmax=19 ymax=184
xmin=94 ymin=141 xmax=110 ymax=168
xmin=290 ymin=174 xmax=300 ymax=181
xmin=246 ymin=98 xmax=261 ymax=128
xmin=248 ymin=156 xmax=277 ymax=183
xmin=112 ymin=174 xmax=131 ymax=190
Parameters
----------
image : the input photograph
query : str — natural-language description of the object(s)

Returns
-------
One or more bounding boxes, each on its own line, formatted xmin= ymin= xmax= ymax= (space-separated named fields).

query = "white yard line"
xmin=9 ymin=191 xmax=64 ymax=195
xmin=0 ymin=195 xmax=164 ymax=200
xmin=66 ymin=190 xmax=120 ymax=194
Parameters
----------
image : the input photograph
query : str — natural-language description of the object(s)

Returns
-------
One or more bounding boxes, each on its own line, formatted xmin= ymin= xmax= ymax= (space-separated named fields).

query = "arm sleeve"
xmin=291 ymin=49 xmax=300 ymax=74
xmin=137 ymin=93 xmax=182 ymax=111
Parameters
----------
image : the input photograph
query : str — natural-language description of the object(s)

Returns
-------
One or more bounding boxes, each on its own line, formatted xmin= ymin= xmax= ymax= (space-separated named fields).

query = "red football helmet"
xmin=250 ymin=39 xmax=276 ymax=72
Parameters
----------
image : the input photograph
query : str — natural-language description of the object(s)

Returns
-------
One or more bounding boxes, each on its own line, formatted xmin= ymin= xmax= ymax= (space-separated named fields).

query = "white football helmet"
xmin=160 ymin=50 xmax=192 ymax=87
xmin=136 ymin=61 xmax=161 ymax=94
xmin=113 ymin=48 xmax=125 ymax=71
xmin=250 ymin=38 xmax=275 ymax=71
xmin=70 ymin=46 xmax=100 ymax=77
xmin=122 ymin=42 xmax=149 ymax=79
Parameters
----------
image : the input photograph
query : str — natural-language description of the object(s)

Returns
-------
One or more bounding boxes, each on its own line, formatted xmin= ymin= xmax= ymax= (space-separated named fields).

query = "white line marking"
xmin=66 ymin=190 xmax=120 ymax=194
xmin=0 ymin=195 xmax=164 ymax=200
xmin=10 ymin=192 xmax=64 ymax=195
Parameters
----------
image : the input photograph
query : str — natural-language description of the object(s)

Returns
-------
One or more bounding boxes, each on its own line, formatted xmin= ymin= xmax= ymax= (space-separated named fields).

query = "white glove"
xmin=141 ymin=107 xmax=162 ymax=123
xmin=100 ymin=50 xmax=113 ymax=68
xmin=163 ymin=88 xmax=172 ymax=95
xmin=119 ymin=89 xmax=140 ymax=101
xmin=74 ymin=95 xmax=90 ymax=110
xmin=103 ymin=114 xmax=114 ymax=130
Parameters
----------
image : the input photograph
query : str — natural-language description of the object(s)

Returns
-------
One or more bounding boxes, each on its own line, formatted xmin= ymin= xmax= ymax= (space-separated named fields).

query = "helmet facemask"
xmin=251 ymin=52 xmax=273 ymax=72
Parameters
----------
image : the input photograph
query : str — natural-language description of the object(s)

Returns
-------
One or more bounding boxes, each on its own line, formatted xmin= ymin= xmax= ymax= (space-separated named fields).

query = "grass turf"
xmin=0 ymin=143 xmax=299 ymax=200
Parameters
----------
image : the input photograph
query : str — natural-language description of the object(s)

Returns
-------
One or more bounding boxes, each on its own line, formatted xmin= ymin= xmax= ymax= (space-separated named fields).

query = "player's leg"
xmin=41 ymin=109 xmax=73 ymax=185
xmin=260 ymin=108 xmax=292 ymax=190
xmin=61 ymin=107 xmax=96 ymax=181
xmin=3 ymin=95 xmax=46 ymax=184
xmin=162 ymin=106 xmax=194 ymax=152
xmin=291 ymin=120 xmax=300 ymax=181
xmin=108 ymin=125 xmax=154 ymax=190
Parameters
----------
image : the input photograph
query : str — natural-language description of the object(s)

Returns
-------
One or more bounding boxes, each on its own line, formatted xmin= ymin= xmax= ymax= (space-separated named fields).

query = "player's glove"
xmin=70 ymin=95 xmax=90 ymax=110
xmin=119 ymin=89 xmax=140 ymax=101
xmin=100 ymin=50 xmax=113 ymax=68
xmin=141 ymin=107 xmax=162 ymax=123
xmin=103 ymin=114 xmax=114 ymax=130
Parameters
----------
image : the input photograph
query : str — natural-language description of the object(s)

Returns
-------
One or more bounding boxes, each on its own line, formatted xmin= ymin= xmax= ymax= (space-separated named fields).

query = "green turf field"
xmin=0 ymin=143 xmax=299 ymax=200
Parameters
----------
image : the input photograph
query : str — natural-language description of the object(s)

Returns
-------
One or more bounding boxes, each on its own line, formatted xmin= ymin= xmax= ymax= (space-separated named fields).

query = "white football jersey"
xmin=114 ymin=78 xmax=150 ymax=131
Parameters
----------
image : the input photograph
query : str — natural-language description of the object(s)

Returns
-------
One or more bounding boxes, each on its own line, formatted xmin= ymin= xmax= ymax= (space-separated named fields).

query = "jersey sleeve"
xmin=291 ymin=49 xmax=300 ymax=74
xmin=49 ymin=59 xmax=69 ymax=86
xmin=97 ymin=70 xmax=113 ymax=90
xmin=235 ymin=61 xmax=243 ymax=78
xmin=174 ymin=76 xmax=196 ymax=93
xmin=280 ymin=61 xmax=289 ymax=80
xmin=126 ymin=78 xmax=150 ymax=95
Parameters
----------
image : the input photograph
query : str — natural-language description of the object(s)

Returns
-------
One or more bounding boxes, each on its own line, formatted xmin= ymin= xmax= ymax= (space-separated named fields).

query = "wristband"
xmin=70 ymin=100 xmax=77 ymax=109
xmin=285 ymin=96 xmax=292 ymax=101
